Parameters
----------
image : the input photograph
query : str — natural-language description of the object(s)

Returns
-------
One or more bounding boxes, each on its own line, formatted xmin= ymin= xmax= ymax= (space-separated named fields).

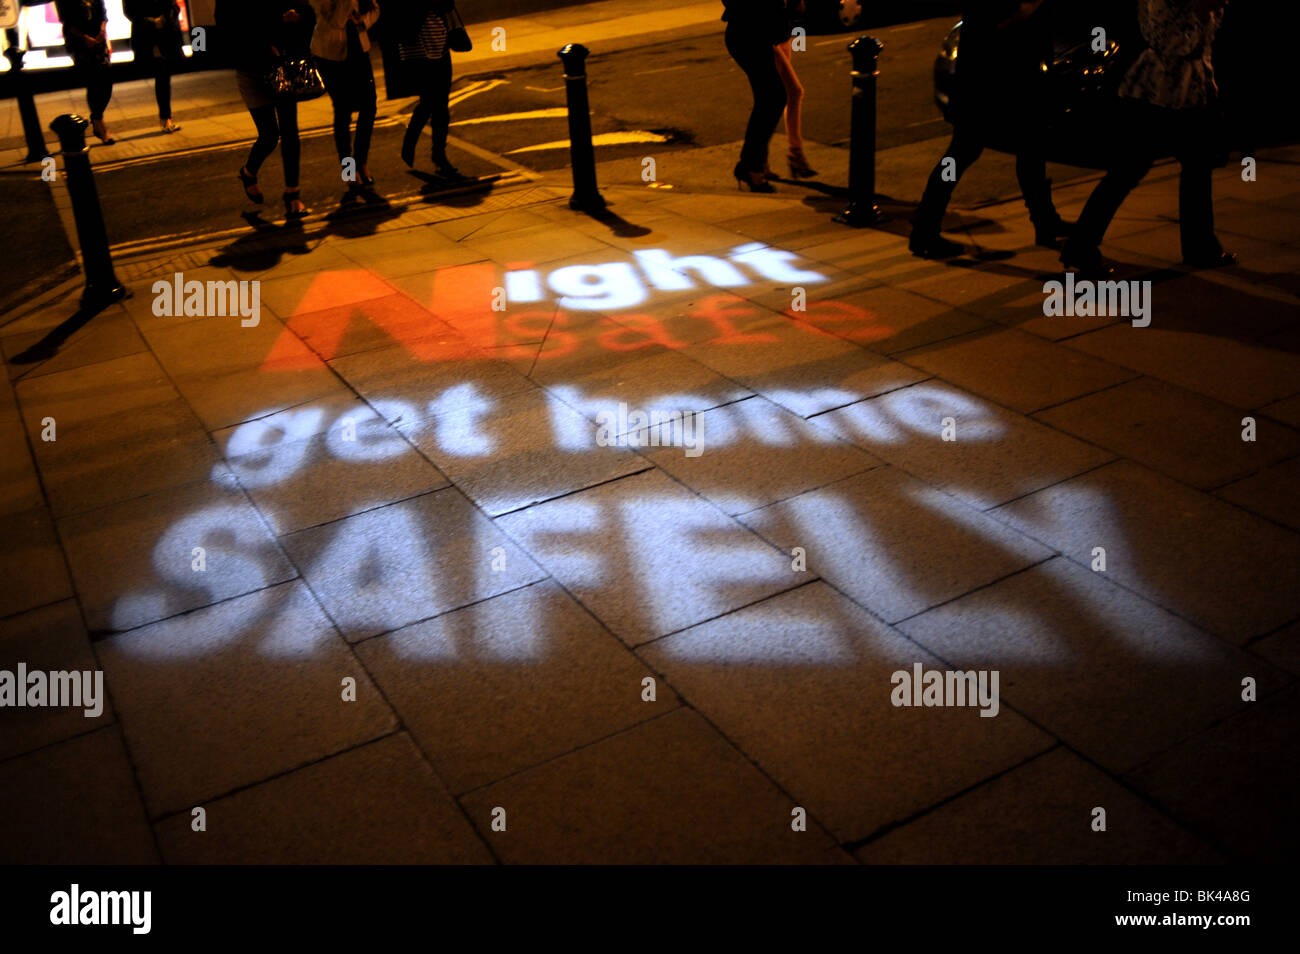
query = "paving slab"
xmin=803 ymin=282 xmax=990 ymax=355
xmin=1214 ymin=455 xmax=1300 ymax=532
xmin=398 ymin=384 xmax=648 ymax=517
xmin=154 ymin=733 xmax=492 ymax=864
xmin=643 ymin=583 xmax=1052 ymax=842
xmin=1066 ymin=326 xmax=1300 ymax=409
xmin=638 ymin=395 xmax=880 ymax=516
xmin=358 ymin=581 xmax=679 ymax=794
xmin=143 ymin=313 xmax=354 ymax=431
xmin=740 ymin=467 xmax=1052 ymax=624
xmin=0 ymin=507 xmax=73 ymax=620
xmin=498 ymin=469 xmax=800 ymax=645
xmin=856 ymin=747 xmax=1220 ymax=864
xmin=1035 ymin=376 xmax=1300 ymax=490
xmin=992 ymin=460 xmax=1300 ymax=643
xmin=2 ymin=308 xmax=147 ymax=381
xmin=282 ymin=488 xmax=546 ymax=641
xmin=459 ymin=708 xmax=839 ymax=864
xmin=1125 ymin=685 xmax=1300 ymax=862
xmin=898 ymin=557 xmax=1283 ymax=773
xmin=899 ymin=327 xmax=1137 ymax=415
xmin=30 ymin=396 xmax=220 ymax=519
xmin=0 ymin=600 xmax=111 ymax=760
xmin=97 ymin=581 xmax=396 ymax=816
xmin=0 ymin=727 xmax=157 ymax=864
xmin=816 ymin=380 xmax=1113 ymax=510
xmin=58 ymin=470 xmax=296 ymax=633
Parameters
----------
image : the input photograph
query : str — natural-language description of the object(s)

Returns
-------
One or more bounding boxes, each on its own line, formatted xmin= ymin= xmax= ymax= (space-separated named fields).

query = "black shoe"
xmin=1034 ymin=218 xmax=1073 ymax=249
xmin=1183 ymin=249 xmax=1238 ymax=269
xmin=401 ymin=133 xmax=418 ymax=168
xmin=283 ymin=190 xmax=311 ymax=219
xmin=237 ymin=166 xmax=264 ymax=205
xmin=1060 ymin=247 xmax=1114 ymax=278
xmin=434 ymin=161 xmax=465 ymax=180
xmin=733 ymin=162 xmax=775 ymax=193
xmin=909 ymin=231 xmax=963 ymax=259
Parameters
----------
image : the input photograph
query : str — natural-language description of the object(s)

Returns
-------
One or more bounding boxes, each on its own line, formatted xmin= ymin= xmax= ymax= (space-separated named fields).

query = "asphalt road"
xmin=86 ymin=14 xmax=962 ymax=250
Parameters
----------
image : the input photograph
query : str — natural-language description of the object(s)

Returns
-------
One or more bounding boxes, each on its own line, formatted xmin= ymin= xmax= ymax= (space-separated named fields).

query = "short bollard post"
xmin=4 ymin=28 xmax=51 ymax=164
xmin=49 ymin=114 xmax=126 ymax=308
xmin=557 ymin=43 xmax=606 ymax=213
xmin=834 ymin=35 xmax=884 ymax=228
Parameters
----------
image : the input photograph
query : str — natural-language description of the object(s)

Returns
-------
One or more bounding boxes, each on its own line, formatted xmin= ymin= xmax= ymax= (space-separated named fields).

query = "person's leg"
xmin=277 ymin=100 xmax=302 ymax=189
xmin=910 ymin=125 xmax=983 ymax=253
xmin=401 ymin=59 xmax=434 ymax=167
xmin=317 ymin=59 xmax=354 ymax=170
xmin=1014 ymin=148 xmax=1068 ymax=245
xmin=1171 ymin=111 xmax=1228 ymax=263
xmin=352 ymin=56 xmax=378 ymax=175
xmin=428 ymin=54 xmax=454 ymax=169
xmin=726 ymin=27 xmax=786 ymax=176
xmin=243 ymin=104 xmax=280 ymax=178
xmin=84 ymin=65 xmax=114 ymax=139
xmin=154 ymin=59 xmax=173 ymax=123
xmin=774 ymin=40 xmax=815 ymax=176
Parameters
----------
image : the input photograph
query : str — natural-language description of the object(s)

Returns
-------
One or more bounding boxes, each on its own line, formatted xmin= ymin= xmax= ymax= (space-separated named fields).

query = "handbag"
xmin=267 ymin=56 xmax=327 ymax=102
xmin=446 ymin=5 xmax=471 ymax=53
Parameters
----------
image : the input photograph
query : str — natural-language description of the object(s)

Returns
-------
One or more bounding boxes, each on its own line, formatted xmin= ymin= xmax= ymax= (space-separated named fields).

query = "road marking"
xmin=525 ymin=85 xmax=564 ymax=93
xmin=907 ymin=118 xmax=946 ymax=127
xmin=449 ymin=78 xmax=506 ymax=106
xmin=506 ymin=131 xmax=669 ymax=154
xmin=891 ymin=22 xmax=928 ymax=32
xmin=451 ymin=108 xmax=568 ymax=125
xmin=815 ymin=37 xmax=849 ymax=47
xmin=633 ymin=65 xmax=687 ymax=76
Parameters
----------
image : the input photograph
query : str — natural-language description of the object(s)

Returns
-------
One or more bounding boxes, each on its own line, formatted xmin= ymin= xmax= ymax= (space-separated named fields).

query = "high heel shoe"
xmin=787 ymin=147 xmax=817 ymax=179
xmin=237 ymin=166 xmax=263 ymax=204
xmin=91 ymin=118 xmax=115 ymax=145
xmin=283 ymin=189 xmax=311 ymax=219
xmin=734 ymin=162 xmax=775 ymax=193
xmin=160 ymin=118 xmax=181 ymax=134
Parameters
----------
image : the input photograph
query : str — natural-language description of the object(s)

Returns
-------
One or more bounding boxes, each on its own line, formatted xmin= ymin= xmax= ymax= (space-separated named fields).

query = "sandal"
xmin=283 ymin=189 xmax=311 ymax=219
xmin=237 ymin=166 xmax=264 ymax=204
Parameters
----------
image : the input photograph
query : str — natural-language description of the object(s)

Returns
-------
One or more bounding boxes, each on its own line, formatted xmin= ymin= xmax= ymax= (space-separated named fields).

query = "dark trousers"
xmin=403 ymin=55 xmax=453 ymax=163
xmin=319 ymin=53 xmax=378 ymax=170
xmin=725 ymin=23 xmax=786 ymax=174
xmin=245 ymin=101 xmax=302 ymax=187
xmin=146 ymin=57 xmax=174 ymax=121
xmin=913 ymin=121 xmax=1058 ymax=237
xmin=79 ymin=63 xmax=113 ymax=121
xmin=1065 ymin=101 xmax=1221 ymax=262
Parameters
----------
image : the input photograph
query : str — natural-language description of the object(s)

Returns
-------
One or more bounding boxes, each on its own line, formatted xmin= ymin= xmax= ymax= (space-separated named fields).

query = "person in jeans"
xmin=394 ymin=0 xmax=461 ymax=178
xmin=721 ymin=0 xmax=788 ymax=192
xmin=311 ymin=0 xmax=380 ymax=198
xmin=54 ymin=0 xmax=116 ymax=144
xmin=1061 ymin=0 xmax=1235 ymax=274
xmin=219 ymin=0 xmax=317 ymax=218
xmin=910 ymin=1 xmax=1068 ymax=258
xmin=124 ymin=0 xmax=185 ymax=134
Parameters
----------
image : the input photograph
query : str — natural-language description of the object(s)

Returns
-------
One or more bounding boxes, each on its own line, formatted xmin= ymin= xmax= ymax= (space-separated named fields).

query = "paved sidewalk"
xmin=1 ymin=136 xmax=1297 ymax=863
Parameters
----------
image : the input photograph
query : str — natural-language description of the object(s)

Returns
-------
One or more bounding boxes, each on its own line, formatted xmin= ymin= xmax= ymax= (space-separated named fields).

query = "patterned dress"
xmin=398 ymin=8 xmax=448 ymax=61
xmin=1119 ymin=0 xmax=1222 ymax=110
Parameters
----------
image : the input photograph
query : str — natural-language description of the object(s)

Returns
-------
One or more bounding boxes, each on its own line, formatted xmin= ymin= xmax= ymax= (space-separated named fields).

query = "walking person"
xmin=124 ymin=0 xmax=185 ymax=134
xmin=909 ymin=1 xmax=1069 ymax=258
xmin=774 ymin=0 xmax=816 ymax=178
xmin=1061 ymin=0 xmax=1234 ymax=274
xmin=218 ymin=0 xmax=317 ymax=218
xmin=311 ymin=0 xmax=381 ymax=198
xmin=393 ymin=0 xmax=461 ymax=178
xmin=722 ymin=0 xmax=789 ymax=192
xmin=54 ymin=0 xmax=116 ymax=144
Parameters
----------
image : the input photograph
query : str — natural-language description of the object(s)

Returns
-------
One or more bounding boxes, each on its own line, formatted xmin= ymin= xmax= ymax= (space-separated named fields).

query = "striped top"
xmin=398 ymin=10 xmax=448 ymax=61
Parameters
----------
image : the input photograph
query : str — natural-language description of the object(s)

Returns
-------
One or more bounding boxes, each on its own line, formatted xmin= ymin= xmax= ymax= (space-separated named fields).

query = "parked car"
xmin=932 ymin=13 xmax=1133 ymax=167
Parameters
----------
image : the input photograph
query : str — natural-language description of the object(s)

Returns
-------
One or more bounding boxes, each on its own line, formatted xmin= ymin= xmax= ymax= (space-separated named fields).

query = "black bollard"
xmin=49 ymin=114 xmax=127 ymax=308
xmin=557 ymin=43 xmax=606 ymax=212
xmin=5 ymin=28 xmax=51 ymax=164
xmin=834 ymin=36 xmax=885 ymax=228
